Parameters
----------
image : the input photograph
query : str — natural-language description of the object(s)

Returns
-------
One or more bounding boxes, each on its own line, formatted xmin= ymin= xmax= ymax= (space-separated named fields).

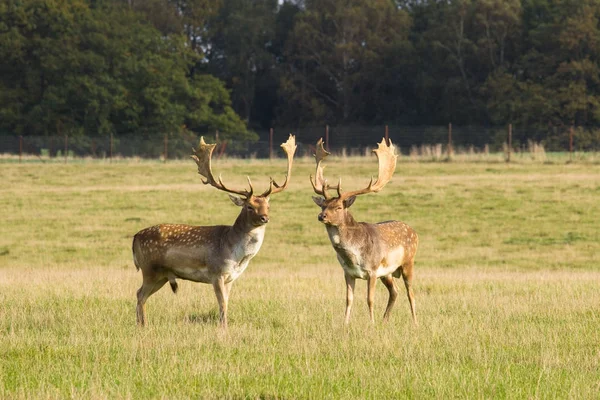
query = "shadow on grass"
xmin=185 ymin=310 xmax=221 ymax=325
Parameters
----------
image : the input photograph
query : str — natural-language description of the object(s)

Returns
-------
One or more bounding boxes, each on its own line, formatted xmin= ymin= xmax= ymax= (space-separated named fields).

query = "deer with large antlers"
xmin=310 ymin=138 xmax=418 ymax=325
xmin=133 ymin=135 xmax=296 ymax=328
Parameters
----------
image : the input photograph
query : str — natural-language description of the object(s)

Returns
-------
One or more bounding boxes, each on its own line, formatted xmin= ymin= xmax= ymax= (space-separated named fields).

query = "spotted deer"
xmin=310 ymin=138 xmax=418 ymax=325
xmin=133 ymin=135 xmax=296 ymax=328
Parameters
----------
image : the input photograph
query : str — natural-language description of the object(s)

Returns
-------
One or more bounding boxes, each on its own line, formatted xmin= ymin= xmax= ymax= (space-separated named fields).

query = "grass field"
xmin=1 ymin=154 xmax=600 ymax=398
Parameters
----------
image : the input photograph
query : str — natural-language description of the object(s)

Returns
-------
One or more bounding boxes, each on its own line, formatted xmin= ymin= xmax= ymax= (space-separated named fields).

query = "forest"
xmin=1 ymin=0 xmax=600 ymax=150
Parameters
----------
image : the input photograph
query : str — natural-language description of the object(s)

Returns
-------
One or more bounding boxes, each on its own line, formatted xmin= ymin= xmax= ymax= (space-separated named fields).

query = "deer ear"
xmin=312 ymin=196 xmax=325 ymax=207
xmin=343 ymin=196 xmax=356 ymax=208
xmin=229 ymin=195 xmax=245 ymax=207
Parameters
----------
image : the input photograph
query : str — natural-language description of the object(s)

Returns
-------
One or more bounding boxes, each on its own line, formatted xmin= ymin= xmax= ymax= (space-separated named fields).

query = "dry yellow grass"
xmin=1 ymin=158 xmax=599 ymax=398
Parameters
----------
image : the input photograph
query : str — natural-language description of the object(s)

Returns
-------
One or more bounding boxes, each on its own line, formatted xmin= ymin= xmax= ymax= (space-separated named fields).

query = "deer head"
xmin=310 ymin=137 xmax=397 ymax=226
xmin=192 ymin=134 xmax=296 ymax=227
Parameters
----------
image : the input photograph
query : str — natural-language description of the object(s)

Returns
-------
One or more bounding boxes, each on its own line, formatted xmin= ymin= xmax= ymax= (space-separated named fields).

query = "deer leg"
xmin=402 ymin=262 xmax=417 ymax=325
xmin=136 ymin=276 xmax=168 ymax=326
xmin=213 ymin=277 xmax=229 ymax=329
xmin=344 ymin=274 xmax=355 ymax=324
xmin=381 ymin=274 xmax=398 ymax=322
xmin=224 ymin=281 xmax=233 ymax=298
xmin=367 ymin=273 xmax=377 ymax=324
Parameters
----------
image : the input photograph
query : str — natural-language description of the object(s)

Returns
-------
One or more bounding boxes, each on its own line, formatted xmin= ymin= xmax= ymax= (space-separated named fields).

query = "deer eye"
xmin=246 ymin=206 xmax=254 ymax=212
xmin=336 ymin=206 xmax=343 ymax=211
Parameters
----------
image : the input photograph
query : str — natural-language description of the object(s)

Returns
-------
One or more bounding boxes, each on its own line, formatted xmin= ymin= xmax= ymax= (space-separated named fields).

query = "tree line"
xmin=1 ymin=0 xmax=599 ymax=150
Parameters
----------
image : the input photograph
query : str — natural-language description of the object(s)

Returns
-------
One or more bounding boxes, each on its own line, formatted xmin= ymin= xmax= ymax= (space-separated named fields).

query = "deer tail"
xmin=169 ymin=274 xmax=178 ymax=293
xmin=132 ymin=234 xmax=141 ymax=271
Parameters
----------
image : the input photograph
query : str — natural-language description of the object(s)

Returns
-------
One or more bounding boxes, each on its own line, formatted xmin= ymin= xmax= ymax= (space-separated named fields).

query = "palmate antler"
xmin=310 ymin=138 xmax=397 ymax=200
xmin=192 ymin=137 xmax=253 ymax=197
xmin=262 ymin=134 xmax=296 ymax=197
xmin=192 ymin=135 xmax=297 ymax=198
xmin=310 ymin=138 xmax=337 ymax=200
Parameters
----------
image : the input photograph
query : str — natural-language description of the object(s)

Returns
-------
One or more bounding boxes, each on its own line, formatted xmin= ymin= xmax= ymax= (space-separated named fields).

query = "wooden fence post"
xmin=385 ymin=125 xmax=389 ymax=145
xmin=569 ymin=125 xmax=574 ymax=162
xmin=507 ymin=124 xmax=512 ymax=163
xmin=325 ymin=125 xmax=330 ymax=151
xmin=164 ymin=134 xmax=168 ymax=163
xmin=448 ymin=123 xmax=452 ymax=158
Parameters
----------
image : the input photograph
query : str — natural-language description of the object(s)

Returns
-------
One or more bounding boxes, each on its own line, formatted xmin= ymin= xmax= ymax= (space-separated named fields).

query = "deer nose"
xmin=318 ymin=213 xmax=325 ymax=222
xmin=260 ymin=215 xmax=269 ymax=224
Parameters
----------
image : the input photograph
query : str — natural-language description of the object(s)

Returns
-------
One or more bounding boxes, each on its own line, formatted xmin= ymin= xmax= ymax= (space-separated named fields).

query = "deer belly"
xmin=376 ymin=246 xmax=405 ymax=278
xmin=164 ymin=247 xmax=213 ymax=283
xmin=171 ymin=265 xmax=213 ymax=283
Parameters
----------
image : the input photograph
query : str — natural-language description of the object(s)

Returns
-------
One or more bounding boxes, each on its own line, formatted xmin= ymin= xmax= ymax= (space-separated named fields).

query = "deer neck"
xmin=325 ymin=212 xmax=362 ymax=249
xmin=229 ymin=210 xmax=266 ymax=246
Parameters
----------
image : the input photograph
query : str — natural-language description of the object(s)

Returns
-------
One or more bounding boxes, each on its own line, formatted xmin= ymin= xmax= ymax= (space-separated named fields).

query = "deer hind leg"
xmin=344 ymin=274 xmax=355 ymax=324
xmin=401 ymin=261 xmax=417 ymax=325
xmin=380 ymin=274 xmax=398 ymax=322
xmin=213 ymin=277 xmax=229 ymax=329
xmin=367 ymin=273 xmax=377 ymax=324
xmin=136 ymin=275 xmax=168 ymax=326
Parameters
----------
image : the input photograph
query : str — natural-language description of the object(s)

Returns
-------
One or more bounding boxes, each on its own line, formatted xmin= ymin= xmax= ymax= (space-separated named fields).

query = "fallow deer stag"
xmin=133 ymin=135 xmax=296 ymax=328
xmin=310 ymin=138 xmax=418 ymax=325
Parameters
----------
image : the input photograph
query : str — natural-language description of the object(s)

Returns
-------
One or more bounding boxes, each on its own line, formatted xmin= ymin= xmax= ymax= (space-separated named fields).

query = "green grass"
xmin=1 ymin=156 xmax=600 ymax=398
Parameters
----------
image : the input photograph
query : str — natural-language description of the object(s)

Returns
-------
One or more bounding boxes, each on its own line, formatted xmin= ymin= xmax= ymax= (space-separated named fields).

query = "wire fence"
xmin=1 ymin=124 xmax=598 ymax=162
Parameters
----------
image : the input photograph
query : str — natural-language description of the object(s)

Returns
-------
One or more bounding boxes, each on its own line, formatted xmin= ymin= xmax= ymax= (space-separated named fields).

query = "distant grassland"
xmin=1 ymin=156 xmax=599 ymax=398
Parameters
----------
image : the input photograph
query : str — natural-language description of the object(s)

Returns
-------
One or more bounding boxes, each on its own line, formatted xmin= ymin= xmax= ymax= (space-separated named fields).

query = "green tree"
xmin=279 ymin=0 xmax=413 ymax=126
xmin=202 ymin=0 xmax=280 ymax=127
xmin=473 ymin=0 xmax=522 ymax=71
xmin=185 ymin=74 xmax=257 ymax=142
xmin=410 ymin=0 xmax=487 ymax=124
xmin=0 ymin=0 xmax=250 ymax=139
xmin=484 ymin=0 xmax=600 ymax=133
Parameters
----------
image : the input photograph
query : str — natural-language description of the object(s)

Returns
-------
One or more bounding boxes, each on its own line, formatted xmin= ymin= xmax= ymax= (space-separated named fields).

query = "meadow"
xmin=1 ymin=153 xmax=599 ymax=399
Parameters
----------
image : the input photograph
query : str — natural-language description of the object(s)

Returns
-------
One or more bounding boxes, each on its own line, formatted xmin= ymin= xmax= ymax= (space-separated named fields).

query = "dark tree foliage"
xmin=0 ymin=0 xmax=251 ymax=140
xmin=2 ymin=0 xmax=600 ymax=147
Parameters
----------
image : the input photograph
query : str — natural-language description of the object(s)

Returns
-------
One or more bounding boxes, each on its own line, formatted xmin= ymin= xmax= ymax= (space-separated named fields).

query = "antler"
xmin=310 ymin=137 xmax=397 ymax=200
xmin=338 ymin=138 xmax=397 ymax=199
xmin=310 ymin=138 xmax=341 ymax=200
xmin=191 ymin=137 xmax=253 ymax=198
xmin=261 ymin=134 xmax=297 ymax=197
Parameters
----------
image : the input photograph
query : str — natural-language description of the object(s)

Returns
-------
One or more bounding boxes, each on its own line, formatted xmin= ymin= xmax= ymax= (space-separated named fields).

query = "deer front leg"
xmin=224 ymin=281 xmax=233 ymax=299
xmin=367 ymin=272 xmax=377 ymax=324
xmin=213 ymin=276 xmax=229 ymax=329
xmin=380 ymin=274 xmax=398 ymax=322
xmin=344 ymin=274 xmax=355 ymax=324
